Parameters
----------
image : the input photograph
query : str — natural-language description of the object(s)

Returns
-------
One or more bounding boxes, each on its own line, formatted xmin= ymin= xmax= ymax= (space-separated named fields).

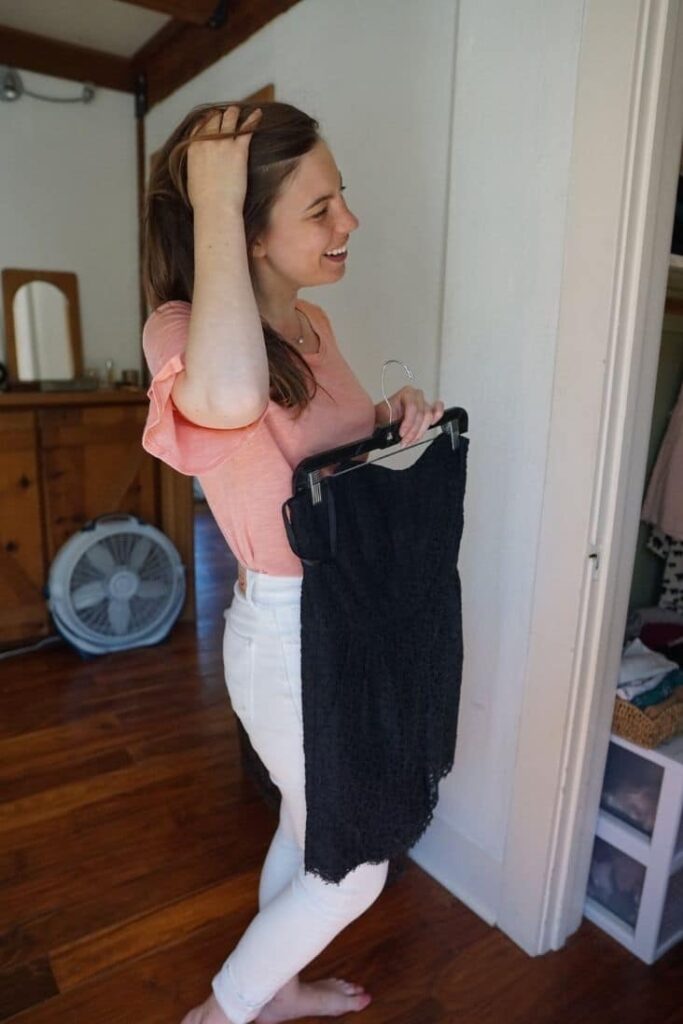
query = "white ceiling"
xmin=0 ymin=0 xmax=170 ymax=58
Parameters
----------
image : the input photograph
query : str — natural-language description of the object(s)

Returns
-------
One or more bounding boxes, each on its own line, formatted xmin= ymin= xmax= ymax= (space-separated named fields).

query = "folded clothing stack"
xmin=618 ymin=637 xmax=683 ymax=709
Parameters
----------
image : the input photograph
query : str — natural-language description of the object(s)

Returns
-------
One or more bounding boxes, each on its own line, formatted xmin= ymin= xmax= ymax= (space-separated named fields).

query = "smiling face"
xmin=249 ymin=140 xmax=360 ymax=302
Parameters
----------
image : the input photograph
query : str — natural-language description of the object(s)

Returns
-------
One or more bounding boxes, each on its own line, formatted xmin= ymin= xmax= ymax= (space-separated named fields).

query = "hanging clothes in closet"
xmin=281 ymin=427 xmax=468 ymax=884
xmin=642 ymin=377 xmax=683 ymax=613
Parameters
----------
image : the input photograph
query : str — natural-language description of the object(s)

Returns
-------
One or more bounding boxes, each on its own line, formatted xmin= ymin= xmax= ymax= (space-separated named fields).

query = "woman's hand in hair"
xmin=187 ymin=105 xmax=262 ymax=213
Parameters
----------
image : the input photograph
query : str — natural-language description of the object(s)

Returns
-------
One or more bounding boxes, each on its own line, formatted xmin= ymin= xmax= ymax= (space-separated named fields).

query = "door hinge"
xmin=588 ymin=545 xmax=600 ymax=577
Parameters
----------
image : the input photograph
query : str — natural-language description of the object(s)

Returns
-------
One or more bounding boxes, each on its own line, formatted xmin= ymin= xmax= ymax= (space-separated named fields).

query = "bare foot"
xmin=180 ymin=993 xmax=234 ymax=1024
xmin=255 ymin=976 xmax=372 ymax=1023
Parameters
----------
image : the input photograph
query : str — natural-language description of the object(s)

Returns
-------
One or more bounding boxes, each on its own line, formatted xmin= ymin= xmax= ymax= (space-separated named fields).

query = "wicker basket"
xmin=612 ymin=692 xmax=683 ymax=748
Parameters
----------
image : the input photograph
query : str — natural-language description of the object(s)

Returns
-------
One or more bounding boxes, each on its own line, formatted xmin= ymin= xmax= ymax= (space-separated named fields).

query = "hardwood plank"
xmin=51 ymin=870 xmax=260 ymax=991
xmin=0 ymin=708 xmax=239 ymax=806
xmin=0 ymin=959 xmax=57 ymax=1021
xmin=0 ymin=739 xmax=235 ymax=839
xmin=1 ymin=504 xmax=681 ymax=1023
xmin=0 ymin=806 xmax=272 ymax=971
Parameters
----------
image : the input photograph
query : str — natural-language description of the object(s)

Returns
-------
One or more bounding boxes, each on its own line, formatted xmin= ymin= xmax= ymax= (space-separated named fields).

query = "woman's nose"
xmin=340 ymin=206 xmax=360 ymax=233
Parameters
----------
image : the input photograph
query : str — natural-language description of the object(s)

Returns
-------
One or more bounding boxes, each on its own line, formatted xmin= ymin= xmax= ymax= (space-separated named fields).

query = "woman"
xmin=141 ymin=101 xmax=444 ymax=1024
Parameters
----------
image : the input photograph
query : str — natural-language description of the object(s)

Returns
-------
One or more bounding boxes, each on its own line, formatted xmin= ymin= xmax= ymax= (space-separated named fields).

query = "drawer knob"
xmin=18 ymin=475 xmax=31 ymax=489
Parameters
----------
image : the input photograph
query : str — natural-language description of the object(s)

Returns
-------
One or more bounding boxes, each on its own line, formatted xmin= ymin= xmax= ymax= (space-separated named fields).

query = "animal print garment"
xmin=646 ymin=524 xmax=683 ymax=614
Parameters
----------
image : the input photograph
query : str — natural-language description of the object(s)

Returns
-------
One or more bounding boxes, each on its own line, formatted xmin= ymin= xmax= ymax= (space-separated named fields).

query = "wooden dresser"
xmin=0 ymin=387 xmax=195 ymax=646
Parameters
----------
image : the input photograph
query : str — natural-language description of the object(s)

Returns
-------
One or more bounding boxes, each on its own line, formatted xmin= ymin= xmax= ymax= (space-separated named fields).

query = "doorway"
xmin=498 ymin=0 xmax=683 ymax=956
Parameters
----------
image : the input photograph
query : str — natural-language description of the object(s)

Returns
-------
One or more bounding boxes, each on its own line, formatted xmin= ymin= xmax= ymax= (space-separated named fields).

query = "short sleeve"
xmin=141 ymin=301 xmax=269 ymax=476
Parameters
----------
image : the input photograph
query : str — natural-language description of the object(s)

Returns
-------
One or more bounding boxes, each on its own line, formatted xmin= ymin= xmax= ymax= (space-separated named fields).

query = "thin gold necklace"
xmin=272 ymin=308 xmax=306 ymax=346
xmin=292 ymin=308 xmax=304 ymax=345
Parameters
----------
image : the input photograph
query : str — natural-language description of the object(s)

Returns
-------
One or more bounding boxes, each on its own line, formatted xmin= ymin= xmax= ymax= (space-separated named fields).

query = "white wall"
xmin=0 ymin=70 xmax=140 ymax=380
xmin=411 ymin=0 xmax=585 ymax=923
xmin=145 ymin=0 xmax=588 ymax=929
xmin=145 ymin=0 xmax=457 ymax=412
xmin=0 ymin=0 xmax=589 ymax=936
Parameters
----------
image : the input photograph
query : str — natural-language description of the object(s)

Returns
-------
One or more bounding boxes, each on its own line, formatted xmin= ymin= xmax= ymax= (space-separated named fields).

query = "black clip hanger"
xmin=281 ymin=359 xmax=469 ymax=564
xmin=281 ymin=405 xmax=468 ymax=564
xmin=294 ymin=354 xmax=467 ymax=506
xmin=292 ymin=405 xmax=468 ymax=505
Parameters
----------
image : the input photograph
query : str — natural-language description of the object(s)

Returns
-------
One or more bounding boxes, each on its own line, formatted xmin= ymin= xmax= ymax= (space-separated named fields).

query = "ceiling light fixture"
xmin=0 ymin=67 xmax=95 ymax=104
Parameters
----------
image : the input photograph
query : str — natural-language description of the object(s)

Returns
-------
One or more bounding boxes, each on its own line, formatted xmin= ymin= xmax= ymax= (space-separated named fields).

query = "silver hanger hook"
xmin=381 ymin=359 xmax=416 ymax=426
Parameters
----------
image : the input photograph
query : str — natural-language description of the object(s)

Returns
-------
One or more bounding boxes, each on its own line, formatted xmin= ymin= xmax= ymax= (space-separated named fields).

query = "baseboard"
xmin=408 ymin=810 xmax=501 ymax=927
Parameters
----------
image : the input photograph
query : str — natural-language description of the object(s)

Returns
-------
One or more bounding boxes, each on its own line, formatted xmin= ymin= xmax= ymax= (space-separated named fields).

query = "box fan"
xmin=44 ymin=513 xmax=186 ymax=656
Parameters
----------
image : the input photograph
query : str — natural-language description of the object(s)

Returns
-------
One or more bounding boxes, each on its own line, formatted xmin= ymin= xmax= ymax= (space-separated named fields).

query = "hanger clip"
xmin=444 ymin=418 xmax=460 ymax=450
xmin=308 ymin=469 xmax=323 ymax=506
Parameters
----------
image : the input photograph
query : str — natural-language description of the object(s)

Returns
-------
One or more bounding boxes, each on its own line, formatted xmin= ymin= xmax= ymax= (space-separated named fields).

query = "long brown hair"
xmin=142 ymin=100 xmax=332 ymax=417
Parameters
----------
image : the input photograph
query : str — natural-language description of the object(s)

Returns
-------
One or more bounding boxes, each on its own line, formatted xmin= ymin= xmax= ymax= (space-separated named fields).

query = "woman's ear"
xmin=250 ymin=235 xmax=266 ymax=259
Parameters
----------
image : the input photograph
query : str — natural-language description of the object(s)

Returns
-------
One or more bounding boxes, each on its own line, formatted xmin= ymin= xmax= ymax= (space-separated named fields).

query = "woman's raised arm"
xmin=172 ymin=106 xmax=270 ymax=429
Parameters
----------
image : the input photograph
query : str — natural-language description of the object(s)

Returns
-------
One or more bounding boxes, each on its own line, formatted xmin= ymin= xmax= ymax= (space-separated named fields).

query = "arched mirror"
xmin=1 ymin=268 xmax=83 ymax=383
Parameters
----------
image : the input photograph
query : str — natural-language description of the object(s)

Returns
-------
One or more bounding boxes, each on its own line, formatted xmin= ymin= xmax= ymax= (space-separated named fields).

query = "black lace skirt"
xmin=281 ymin=430 xmax=468 ymax=883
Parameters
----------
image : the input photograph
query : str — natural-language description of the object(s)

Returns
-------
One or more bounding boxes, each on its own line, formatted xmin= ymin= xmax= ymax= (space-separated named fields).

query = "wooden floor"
xmin=1 ymin=503 xmax=681 ymax=1023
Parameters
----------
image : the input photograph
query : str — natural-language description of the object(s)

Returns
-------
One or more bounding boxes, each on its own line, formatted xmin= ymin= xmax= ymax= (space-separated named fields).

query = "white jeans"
xmin=211 ymin=567 xmax=389 ymax=1024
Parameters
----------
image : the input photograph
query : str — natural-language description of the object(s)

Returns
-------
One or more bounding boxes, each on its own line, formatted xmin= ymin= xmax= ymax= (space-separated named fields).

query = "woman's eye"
xmin=312 ymin=186 xmax=346 ymax=219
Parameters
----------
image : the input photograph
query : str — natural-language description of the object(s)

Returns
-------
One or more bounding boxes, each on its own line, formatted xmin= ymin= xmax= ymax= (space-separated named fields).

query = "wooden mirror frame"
xmin=1 ymin=268 xmax=84 ymax=382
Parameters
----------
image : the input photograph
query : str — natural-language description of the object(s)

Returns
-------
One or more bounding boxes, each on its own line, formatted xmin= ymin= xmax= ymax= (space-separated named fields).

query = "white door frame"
xmin=497 ymin=0 xmax=683 ymax=955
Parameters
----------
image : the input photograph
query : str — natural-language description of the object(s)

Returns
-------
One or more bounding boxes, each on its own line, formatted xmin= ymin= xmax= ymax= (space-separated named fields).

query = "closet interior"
xmin=583 ymin=140 xmax=683 ymax=963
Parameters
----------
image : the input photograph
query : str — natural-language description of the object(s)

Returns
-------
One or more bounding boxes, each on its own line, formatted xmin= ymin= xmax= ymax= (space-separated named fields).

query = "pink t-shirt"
xmin=141 ymin=297 xmax=376 ymax=576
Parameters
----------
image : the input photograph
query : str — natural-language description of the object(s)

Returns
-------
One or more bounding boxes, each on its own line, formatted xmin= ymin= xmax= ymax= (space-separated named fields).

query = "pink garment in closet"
xmin=642 ymin=378 xmax=683 ymax=542
xmin=141 ymin=298 xmax=377 ymax=576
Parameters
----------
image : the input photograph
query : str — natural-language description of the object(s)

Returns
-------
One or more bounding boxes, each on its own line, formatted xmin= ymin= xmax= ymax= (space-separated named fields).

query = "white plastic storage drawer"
xmin=584 ymin=732 xmax=683 ymax=963
xmin=587 ymin=835 xmax=645 ymax=929
xmin=600 ymin=741 xmax=663 ymax=837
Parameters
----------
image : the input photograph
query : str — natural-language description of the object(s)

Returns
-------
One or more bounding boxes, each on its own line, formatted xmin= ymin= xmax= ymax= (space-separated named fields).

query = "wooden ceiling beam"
xmin=0 ymin=24 xmax=135 ymax=93
xmin=132 ymin=0 xmax=303 ymax=109
xmin=114 ymin=0 xmax=220 ymax=28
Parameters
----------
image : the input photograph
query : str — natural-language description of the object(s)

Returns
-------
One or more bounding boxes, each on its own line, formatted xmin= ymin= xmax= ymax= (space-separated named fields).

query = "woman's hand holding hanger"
xmin=377 ymin=386 xmax=445 ymax=448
